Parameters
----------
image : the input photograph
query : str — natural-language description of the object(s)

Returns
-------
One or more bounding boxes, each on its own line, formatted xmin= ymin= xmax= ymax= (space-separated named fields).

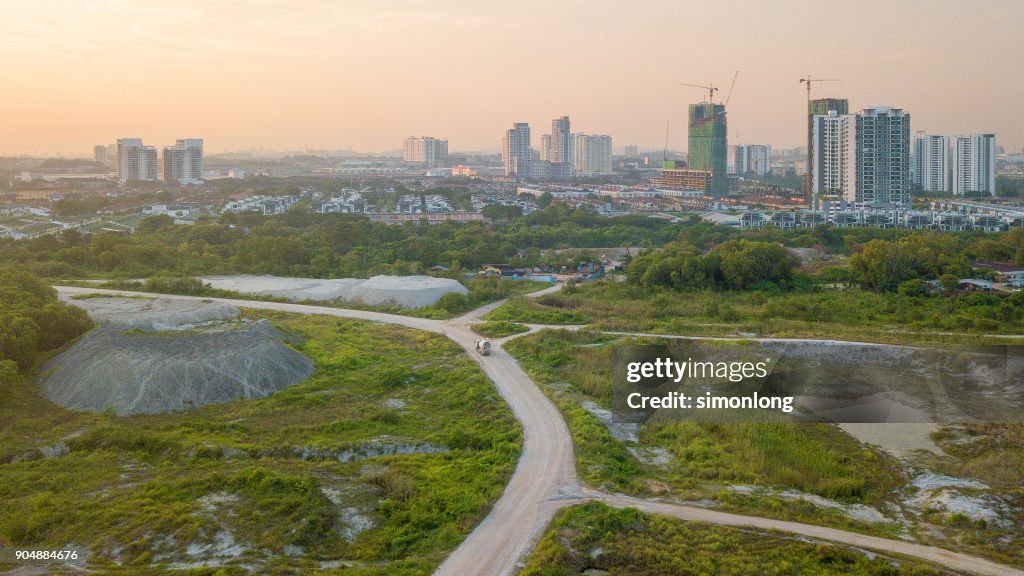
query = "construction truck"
xmin=475 ymin=339 xmax=492 ymax=356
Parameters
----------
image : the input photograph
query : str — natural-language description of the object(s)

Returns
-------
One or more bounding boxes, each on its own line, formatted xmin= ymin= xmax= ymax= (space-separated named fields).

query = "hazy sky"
xmin=3 ymin=0 xmax=1023 ymax=156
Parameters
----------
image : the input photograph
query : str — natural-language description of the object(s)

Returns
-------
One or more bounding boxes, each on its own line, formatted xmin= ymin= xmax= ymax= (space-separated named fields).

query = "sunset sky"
xmin=4 ymin=0 xmax=1023 ymax=156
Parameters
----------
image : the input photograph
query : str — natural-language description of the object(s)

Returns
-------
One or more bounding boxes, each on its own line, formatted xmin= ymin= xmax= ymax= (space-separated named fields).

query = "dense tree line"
xmin=628 ymin=225 xmax=1024 ymax=294
xmin=628 ymin=239 xmax=800 ymax=291
xmin=4 ymin=203 xmax=1023 ymax=296
xmin=0 ymin=205 xmax=679 ymax=280
xmin=0 ymin=270 xmax=92 ymax=378
xmin=849 ymin=236 xmax=971 ymax=292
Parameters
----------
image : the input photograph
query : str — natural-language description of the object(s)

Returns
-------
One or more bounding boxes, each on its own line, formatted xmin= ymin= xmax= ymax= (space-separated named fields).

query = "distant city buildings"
xmin=732 ymin=144 xmax=772 ymax=176
xmin=952 ymin=134 xmax=997 ymax=196
xmin=501 ymin=117 xmax=611 ymax=180
xmin=807 ymin=98 xmax=849 ymax=204
xmin=623 ymin=145 xmax=639 ymax=158
xmin=116 ymin=137 xmax=203 ymax=184
xmin=116 ymin=138 xmax=159 ymax=183
xmin=855 ymin=107 xmax=911 ymax=207
xmin=573 ymin=134 xmax=613 ymax=176
xmin=162 ymin=139 xmax=204 ymax=185
xmin=810 ymin=107 xmax=910 ymax=208
xmin=688 ymin=102 xmax=728 ymax=196
xmin=548 ymin=116 xmax=572 ymax=178
xmin=913 ymin=133 xmax=950 ymax=192
xmin=403 ymin=136 xmax=448 ymax=167
xmin=539 ymin=135 xmax=552 ymax=162
xmin=94 ymin=144 xmax=116 ymax=166
xmin=812 ymin=111 xmax=856 ymax=200
xmin=503 ymin=122 xmax=531 ymax=177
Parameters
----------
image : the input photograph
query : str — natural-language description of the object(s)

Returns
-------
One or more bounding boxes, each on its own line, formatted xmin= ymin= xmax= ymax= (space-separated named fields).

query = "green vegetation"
xmin=522 ymin=502 xmax=944 ymax=576
xmin=0 ymin=204 xmax=678 ymax=280
xmin=489 ymin=279 xmax=1024 ymax=343
xmin=484 ymin=296 xmax=589 ymax=325
xmin=0 ymin=312 xmax=520 ymax=574
xmin=629 ymin=239 xmax=800 ymax=291
xmin=933 ymin=424 xmax=1024 ymax=489
xmin=0 ymin=270 xmax=92 ymax=373
xmin=506 ymin=327 xmax=1024 ymax=564
xmin=505 ymin=329 xmax=903 ymax=501
xmin=470 ymin=321 xmax=529 ymax=339
xmin=409 ymin=278 xmax=548 ymax=319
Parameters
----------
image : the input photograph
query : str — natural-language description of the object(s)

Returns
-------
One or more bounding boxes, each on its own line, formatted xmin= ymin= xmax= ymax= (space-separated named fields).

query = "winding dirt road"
xmin=53 ymin=285 xmax=1024 ymax=576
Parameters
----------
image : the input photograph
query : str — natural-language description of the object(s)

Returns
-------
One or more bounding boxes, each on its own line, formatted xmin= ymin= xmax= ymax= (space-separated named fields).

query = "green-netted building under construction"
xmin=688 ymin=102 xmax=728 ymax=196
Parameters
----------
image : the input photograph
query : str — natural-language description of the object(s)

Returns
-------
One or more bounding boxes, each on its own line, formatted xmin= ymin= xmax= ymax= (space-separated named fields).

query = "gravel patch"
xmin=202 ymin=274 xmax=467 ymax=308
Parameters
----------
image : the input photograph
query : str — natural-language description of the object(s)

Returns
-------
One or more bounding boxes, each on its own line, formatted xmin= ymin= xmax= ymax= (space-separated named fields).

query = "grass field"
xmin=0 ymin=312 xmax=521 ymax=574
xmin=521 ymin=502 xmax=946 ymax=576
xmin=469 ymin=321 xmax=529 ymax=339
xmin=489 ymin=279 xmax=1024 ymax=345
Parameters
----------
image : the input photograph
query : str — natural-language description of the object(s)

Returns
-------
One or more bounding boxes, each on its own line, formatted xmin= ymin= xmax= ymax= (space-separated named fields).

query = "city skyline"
xmin=3 ymin=0 xmax=1023 ymax=156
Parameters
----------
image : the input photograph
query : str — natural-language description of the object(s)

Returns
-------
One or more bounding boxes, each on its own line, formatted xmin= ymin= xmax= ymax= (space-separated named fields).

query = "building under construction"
xmin=650 ymin=160 xmax=713 ymax=192
xmin=688 ymin=102 xmax=728 ymax=196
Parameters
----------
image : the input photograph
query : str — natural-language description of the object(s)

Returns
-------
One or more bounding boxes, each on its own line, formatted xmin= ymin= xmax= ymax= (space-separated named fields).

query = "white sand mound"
xmin=202 ymin=275 xmax=364 ymax=301
xmin=345 ymin=275 xmax=468 ymax=308
xmin=202 ymin=275 xmax=468 ymax=309
xmin=66 ymin=296 xmax=240 ymax=330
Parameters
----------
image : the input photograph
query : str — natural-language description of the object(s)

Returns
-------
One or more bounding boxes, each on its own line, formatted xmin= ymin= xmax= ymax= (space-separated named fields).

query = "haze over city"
xmin=4 ymin=0 xmax=1024 ymax=156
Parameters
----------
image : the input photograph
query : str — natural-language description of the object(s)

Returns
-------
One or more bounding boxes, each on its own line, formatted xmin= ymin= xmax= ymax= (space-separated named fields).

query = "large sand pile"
xmin=46 ymin=296 xmax=314 ymax=415
xmin=43 ymin=320 xmax=313 ymax=415
xmin=202 ymin=274 xmax=468 ymax=308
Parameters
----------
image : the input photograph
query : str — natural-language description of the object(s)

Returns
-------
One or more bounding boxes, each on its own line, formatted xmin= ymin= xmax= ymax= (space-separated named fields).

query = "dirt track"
xmin=54 ymin=285 xmax=1024 ymax=576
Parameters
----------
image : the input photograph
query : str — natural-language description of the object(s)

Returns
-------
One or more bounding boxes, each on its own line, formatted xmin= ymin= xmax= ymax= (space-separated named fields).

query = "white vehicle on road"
xmin=474 ymin=339 xmax=492 ymax=356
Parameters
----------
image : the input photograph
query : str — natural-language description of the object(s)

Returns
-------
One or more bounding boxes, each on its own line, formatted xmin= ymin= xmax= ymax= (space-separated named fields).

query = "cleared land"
xmin=1 ymin=310 xmax=521 ymax=574
xmin=202 ymin=274 xmax=468 ymax=309
xmin=17 ymin=286 xmax=1022 ymax=576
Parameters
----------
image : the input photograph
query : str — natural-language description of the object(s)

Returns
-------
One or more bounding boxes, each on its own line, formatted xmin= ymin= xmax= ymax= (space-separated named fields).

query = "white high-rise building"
xmin=162 ymin=139 xmax=204 ymax=184
xmin=733 ymin=144 xmax=772 ymax=176
xmin=912 ymin=133 xmax=950 ymax=192
xmin=539 ymin=134 xmax=552 ymax=162
xmin=403 ymin=136 xmax=448 ymax=167
xmin=811 ymin=111 xmax=856 ymax=201
xmin=573 ymin=134 xmax=613 ymax=176
xmin=116 ymin=138 xmax=158 ymax=183
xmin=549 ymin=116 xmax=573 ymax=178
xmin=503 ymin=123 xmax=531 ymax=177
xmin=952 ymin=134 xmax=996 ymax=196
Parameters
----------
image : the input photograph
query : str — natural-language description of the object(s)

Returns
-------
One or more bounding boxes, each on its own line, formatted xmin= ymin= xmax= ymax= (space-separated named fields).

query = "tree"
xmin=138 ymin=214 xmax=175 ymax=232
xmin=537 ymin=192 xmax=553 ymax=208
xmin=939 ymin=273 xmax=959 ymax=293
xmin=849 ymin=239 xmax=923 ymax=292
xmin=898 ymin=279 xmax=927 ymax=297
xmin=715 ymin=240 xmax=798 ymax=290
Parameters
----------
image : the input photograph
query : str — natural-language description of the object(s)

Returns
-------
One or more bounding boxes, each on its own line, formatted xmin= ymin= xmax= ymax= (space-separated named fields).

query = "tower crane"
xmin=799 ymin=75 xmax=841 ymax=207
xmin=680 ymin=82 xmax=718 ymax=104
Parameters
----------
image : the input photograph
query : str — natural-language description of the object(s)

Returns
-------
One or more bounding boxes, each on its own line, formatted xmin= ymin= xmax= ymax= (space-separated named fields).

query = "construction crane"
xmin=723 ymin=71 xmax=740 ymax=107
xmin=680 ymin=82 xmax=718 ymax=104
xmin=798 ymin=75 xmax=841 ymax=207
xmin=662 ymin=121 xmax=671 ymax=162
